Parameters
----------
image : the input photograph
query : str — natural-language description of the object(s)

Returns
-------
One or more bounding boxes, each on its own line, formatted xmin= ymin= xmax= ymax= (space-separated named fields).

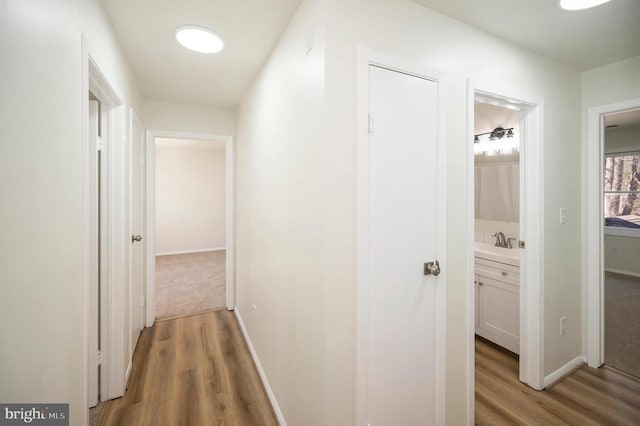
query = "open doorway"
xmin=145 ymin=131 xmax=235 ymax=326
xmin=587 ymin=98 xmax=640 ymax=373
xmin=600 ymin=109 xmax=640 ymax=378
xmin=154 ymin=137 xmax=228 ymax=319
xmin=473 ymin=101 xmax=521 ymax=361
xmin=467 ymin=81 xmax=545 ymax=421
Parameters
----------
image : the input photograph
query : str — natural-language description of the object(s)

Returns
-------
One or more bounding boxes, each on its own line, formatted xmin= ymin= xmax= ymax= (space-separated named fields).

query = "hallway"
xmin=475 ymin=337 xmax=640 ymax=425
xmin=97 ymin=311 xmax=277 ymax=425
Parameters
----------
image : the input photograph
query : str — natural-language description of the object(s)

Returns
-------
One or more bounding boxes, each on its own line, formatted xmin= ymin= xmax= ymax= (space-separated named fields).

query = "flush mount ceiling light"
xmin=559 ymin=0 xmax=612 ymax=10
xmin=175 ymin=25 xmax=224 ymax=53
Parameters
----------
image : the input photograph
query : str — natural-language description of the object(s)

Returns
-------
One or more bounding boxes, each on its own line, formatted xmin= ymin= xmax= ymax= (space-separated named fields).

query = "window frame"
xmin=604 ymin=147 xmax=640 ymax=238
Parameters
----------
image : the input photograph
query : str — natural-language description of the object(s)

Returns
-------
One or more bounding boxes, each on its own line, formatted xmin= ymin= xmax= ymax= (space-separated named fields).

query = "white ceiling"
xmin=100 ymin=0 xmax=302 ymax=108
xmin=101 ymin=0 xmax=639 ymax=109
xmin=475 ymin=102 xmax=520 ymax=134
xmin=604 ymin=108 xmax=640 ymax=127
xmin=414 ymin=0 xmax=640 ymax=72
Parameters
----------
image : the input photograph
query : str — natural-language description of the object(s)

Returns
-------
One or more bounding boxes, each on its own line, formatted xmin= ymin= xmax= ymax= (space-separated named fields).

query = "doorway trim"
xmin=145 ymin=129 xmax=236 ymax=327
xmin=128 ymin=107 xmax=146 ymax=364
xmin=82 ymin=37 xmax=130 ymax=423
xmin=355 ymin=47 xmax=447 ymax=426
xmin=586 ymin=96 xmax=640 ymax=368
xmin=466 ymin=80 xmax=545 ymax=420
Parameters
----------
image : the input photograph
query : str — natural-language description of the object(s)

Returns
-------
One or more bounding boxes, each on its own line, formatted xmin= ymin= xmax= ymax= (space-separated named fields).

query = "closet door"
xmin=365 ymin=64 xmax=442 ymax=425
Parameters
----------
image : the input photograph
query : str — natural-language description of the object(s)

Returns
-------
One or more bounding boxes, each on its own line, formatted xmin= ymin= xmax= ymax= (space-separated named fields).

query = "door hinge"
xmin=97 ymin=350 xmax=104 ymax=366
xmin=519 ymin=240 xmax=525 ymax=249
xmin=96 ymin=136 xmax=104 ymax=151
xmin=368 ymin=113 xmax=374 ymax=134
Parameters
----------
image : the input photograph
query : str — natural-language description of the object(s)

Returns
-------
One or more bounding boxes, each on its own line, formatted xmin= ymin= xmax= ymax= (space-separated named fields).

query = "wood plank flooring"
xmin=476 ymin=336 xmax=640 ymax=425
xmin=98 ymin=310 xmax=278 ymax=426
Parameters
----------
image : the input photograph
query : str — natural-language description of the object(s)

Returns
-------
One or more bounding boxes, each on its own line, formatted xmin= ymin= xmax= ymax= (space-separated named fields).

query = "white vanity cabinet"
xmin=475 ymin=257 xmax=520 ymax=354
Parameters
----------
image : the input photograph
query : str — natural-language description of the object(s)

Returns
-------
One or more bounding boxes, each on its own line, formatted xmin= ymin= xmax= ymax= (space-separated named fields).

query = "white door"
xmin=366 ymin=64 xmax=441 ymax=425
xmin=88 ymin=99 xmax=99 ymax=408
xmin=130 ymin=117 xmax=145 ymax=354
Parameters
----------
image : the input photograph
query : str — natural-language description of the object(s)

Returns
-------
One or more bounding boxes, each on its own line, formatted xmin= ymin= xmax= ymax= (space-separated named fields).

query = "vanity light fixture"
xmin=559 ymin=0 xmax=612 ymax=10
xmin=175 ymin=25 xmax=224 ymax=53
xmin=474 ymin=127 xmax=514 ymax=143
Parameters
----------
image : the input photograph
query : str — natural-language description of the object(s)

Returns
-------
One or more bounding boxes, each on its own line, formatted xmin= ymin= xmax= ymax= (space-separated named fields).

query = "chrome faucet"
xmin=493 ymin=231 xmax=508 ymax=248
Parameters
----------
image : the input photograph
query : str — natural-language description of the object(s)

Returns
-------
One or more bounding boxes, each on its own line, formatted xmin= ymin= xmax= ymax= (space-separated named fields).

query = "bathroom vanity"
xmin=474 ymin=242 xmax=520 ymax=354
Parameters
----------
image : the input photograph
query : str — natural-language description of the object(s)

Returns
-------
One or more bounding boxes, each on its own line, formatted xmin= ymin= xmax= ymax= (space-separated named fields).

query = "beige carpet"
xmin=155 ymin=250 xmax=226 ymax=319
xmin=89 ymin=402 xmax=101 ymax=426
xmin=605 ymin=271 xmax=640 ymax=379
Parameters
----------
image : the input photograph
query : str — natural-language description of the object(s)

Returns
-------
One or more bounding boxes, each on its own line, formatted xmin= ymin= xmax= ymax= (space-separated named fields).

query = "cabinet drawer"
xmin=475 ymin=258 xmax=519 ymax=286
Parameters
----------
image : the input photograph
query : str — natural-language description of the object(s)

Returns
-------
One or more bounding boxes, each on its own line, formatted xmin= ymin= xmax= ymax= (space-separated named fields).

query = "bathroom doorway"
xmin=467 ymin=82 xmax=545 ymax=421
xmin=473 ymin=100 xmax=527 ymax=422
xmin=473 ymin=102 xmax=521 ymax=355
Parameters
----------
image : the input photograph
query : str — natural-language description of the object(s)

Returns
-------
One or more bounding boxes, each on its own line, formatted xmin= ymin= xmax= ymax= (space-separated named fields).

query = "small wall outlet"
xmin=560 ymin=317 xmax=567 ymax=335
xmin=559 ymin=208 xmax=567 ymax=225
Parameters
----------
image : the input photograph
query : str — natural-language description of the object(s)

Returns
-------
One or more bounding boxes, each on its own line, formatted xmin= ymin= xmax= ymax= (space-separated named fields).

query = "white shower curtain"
xmin=475 ymin=163 xmax=519 ymax=222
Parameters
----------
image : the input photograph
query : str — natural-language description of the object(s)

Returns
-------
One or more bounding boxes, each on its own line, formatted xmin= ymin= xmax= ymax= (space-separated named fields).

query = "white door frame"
xmin=128 ymin=108 xmax=145 ymax=364
xmin=586 ymin=97 xmax=640 ymax=367
xmin=356 ymin=47 xmax=447 ymax=426
xmin=82 ymin=37 xmax=130 ymax=424
xmin=466 ymin=80 xmax=545 ymax=420
xmin=145 ymin=129 xmax=236 ymax=327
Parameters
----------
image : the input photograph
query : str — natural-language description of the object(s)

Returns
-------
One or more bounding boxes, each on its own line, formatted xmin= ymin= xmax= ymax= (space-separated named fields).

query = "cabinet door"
xmin=476 ymin=274 xmax=519 ymax=354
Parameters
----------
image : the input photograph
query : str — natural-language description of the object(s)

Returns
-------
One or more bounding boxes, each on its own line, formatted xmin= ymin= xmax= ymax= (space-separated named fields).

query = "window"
xmin=604 ymin=152 xmax=640 ymax=230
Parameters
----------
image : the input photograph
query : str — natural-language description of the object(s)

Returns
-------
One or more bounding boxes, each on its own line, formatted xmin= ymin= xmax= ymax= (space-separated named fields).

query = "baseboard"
xmin=156 ymin=247 xmax=226 ymax=256
xmin=543 ymin=355 xmax=586 ymax=388
xmin=124 ymin=360 xmax=132 ymax=385
xmin=234 ymin=308 xmax=287 ymax=426
xmin=605 ymin=268 xmax=640 ymax=278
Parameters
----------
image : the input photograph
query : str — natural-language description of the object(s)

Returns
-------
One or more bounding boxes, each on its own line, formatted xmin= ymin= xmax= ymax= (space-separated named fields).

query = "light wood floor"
xmin=98 ymin=310 xmax=278 ymax=426
xmin=476 ymin=336 xmax=640 ymax=425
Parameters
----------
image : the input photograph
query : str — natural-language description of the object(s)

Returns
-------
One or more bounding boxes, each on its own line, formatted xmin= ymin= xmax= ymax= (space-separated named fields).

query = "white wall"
xmin=155 ymin=138 xmax=226 ymax=255
xmin=581 ymin=55 xmax=640 ymax=353
xmin=236 ymin=0 xmax=326 ymax=424
xmin=144 ymin=100 xmax=236 ymax=136
xmin=323 ymin=1 xmax=582 ymax=424
xmin=582 ymin=56 xmax=640 ymax=109
xmin=475 ymin=219 xmax=519 ymax=244
xmin=0 ymin=0 xmax=142 ymax=424
xmin=605 ymin=235 xmax=640 ymax=275
xmin=606 ymin=124 xmax=640 ymax=151
xmin=238 ymin=0 xmax=584 ymax=424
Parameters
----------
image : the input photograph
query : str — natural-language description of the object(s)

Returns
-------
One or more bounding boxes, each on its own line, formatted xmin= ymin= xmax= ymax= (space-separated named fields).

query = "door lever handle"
xmin=424 ymin=260 xmax=441 ymax=276
xmin=131 ymin=235 xmax=143 ymax=243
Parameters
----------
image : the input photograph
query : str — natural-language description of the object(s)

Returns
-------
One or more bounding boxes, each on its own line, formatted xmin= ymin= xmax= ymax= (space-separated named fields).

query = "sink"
xmin=474 ymin=241 xmax=520 ymax=266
